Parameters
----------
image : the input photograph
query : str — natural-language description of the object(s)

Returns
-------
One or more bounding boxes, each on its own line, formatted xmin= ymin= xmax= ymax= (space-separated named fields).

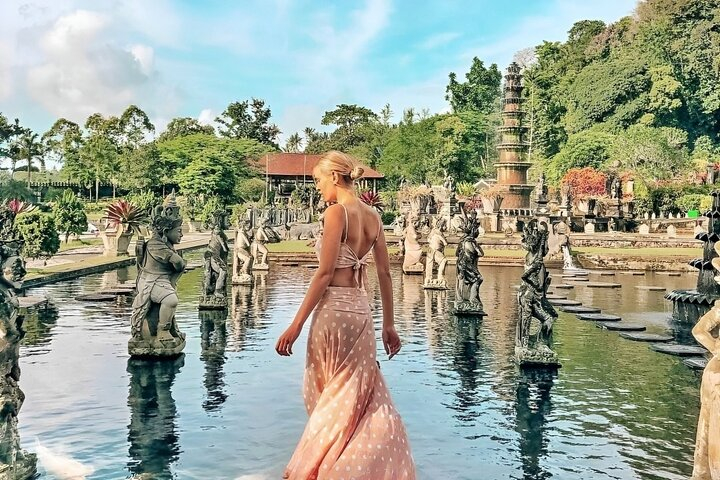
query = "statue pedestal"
xmin=252 ymin=263 xmax=269 ymax=271
xmin=102 ymin=229 xmax=133 ymax=256
xmin=423 ymin=279 xmax=448 ymax=290
xmin=452 ymin=301 xmax=486 ymax=317
xmin=402 ymin=264 xmax=424 ymax=275
xmin=515 ymin=346 xmax=561 ymax=367
xmin=232 ymin=273 xmax=253 ymax=285
xmin=128 ymin=335 xmax=186 ymax=358
xmin=0 ymin=454 xmax=37 ymax=480
xmin=198 ymin=294 xmax=228 ymax=310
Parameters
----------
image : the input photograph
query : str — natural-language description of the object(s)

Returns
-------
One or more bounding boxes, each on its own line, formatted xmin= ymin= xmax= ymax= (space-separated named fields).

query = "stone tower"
xmin=495 ymin=62 xmax=533 ymax=209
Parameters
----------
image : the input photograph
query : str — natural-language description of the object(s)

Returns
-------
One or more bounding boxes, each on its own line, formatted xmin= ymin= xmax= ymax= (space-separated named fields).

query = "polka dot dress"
xmin=283 ymin=286 xmax=416 ymax=480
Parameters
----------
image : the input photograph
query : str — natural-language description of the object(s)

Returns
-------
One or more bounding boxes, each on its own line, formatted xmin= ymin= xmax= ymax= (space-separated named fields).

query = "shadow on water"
xmin=199 ymin=309 xmax=228 ymax=412
xmin=127 ymin=355 xmax=184 ymax=480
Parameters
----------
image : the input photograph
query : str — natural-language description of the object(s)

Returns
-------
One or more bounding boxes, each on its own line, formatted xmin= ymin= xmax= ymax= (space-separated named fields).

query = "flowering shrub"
xmin=561 ymin=167 xmax=607 ymax=199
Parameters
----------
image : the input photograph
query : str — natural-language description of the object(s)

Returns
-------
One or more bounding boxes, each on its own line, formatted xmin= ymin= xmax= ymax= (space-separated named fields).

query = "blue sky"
xmin=0 ymin=0 xmax=637 ymax=144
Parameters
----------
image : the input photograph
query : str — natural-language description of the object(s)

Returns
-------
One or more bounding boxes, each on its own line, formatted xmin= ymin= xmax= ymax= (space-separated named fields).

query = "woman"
xmin=276 ymin=151 xmax=416 ymax=479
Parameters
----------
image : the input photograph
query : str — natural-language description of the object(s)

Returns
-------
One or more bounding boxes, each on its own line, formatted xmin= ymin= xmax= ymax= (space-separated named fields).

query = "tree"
xmin=609 ymin=124 xmax=689 ymax=181
xmin=0 ymin=114 xmax=23 ymax=175
xmin=117 ymin=142 xmax=164 ymax=192
xmin=14 ymin=130 xmax=45 ymax=187
xmin=158 ymin=117 xmax=215 ymax=142
xmin=215 ymin=98 xmax=281 ymax=147
xmin=118 ymin=105 xmax=155 ymax=150
xmin=377 ymin=114 xmax=442 ymax=184
xmin=284 ymin=133 xmax=303 ymax=153
xmin=53 ymin=189 xmax=87 ymax=243
xmin=561 ymin=167 xmax=607 ymax=199
xmin=42 ymin=118 xmax=83 ymax=167
xmin=176 ymin=153 xmax=236 ymax=201
xmin=77 ymin=134 xmax=118 ymax=202
xmin=545 ymin=129 xmax=616 ymax=184
xmin=446 ymin=57 xmax=502 ymax=114
xmin=13 ymin=211 xmax=60 ymax=260
xmin=321 ymin=104 xmax=379 ymax=152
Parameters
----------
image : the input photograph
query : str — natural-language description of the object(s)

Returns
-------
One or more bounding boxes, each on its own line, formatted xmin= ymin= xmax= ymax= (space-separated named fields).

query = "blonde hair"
xmin=316 ymin=150 xmax=364 ymax=182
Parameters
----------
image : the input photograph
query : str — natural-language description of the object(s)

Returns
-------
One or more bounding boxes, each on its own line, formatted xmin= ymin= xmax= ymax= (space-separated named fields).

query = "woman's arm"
xmin=373 ymin=219 xmax=402 ymax=359
xmin=693 ymin=308 xmax=720 ymax=353
xmin=275 ymin=204 xmax=344 ymax=356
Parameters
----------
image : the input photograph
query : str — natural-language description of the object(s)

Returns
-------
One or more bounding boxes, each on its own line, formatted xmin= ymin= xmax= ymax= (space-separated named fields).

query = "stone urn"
xmin=102 ymin=225 xmax=134 ymax=256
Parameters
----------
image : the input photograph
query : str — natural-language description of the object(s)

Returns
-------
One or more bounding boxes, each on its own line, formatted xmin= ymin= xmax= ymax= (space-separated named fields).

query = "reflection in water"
xmin=200 ymin=310 xmax=228 ymax=411
xmin=127 ymin=356 xmax=184 ymax=480
xmin=20 ymin=303 xmax=59 ymax=347
xmin=451 ymin=316 xmax=482 ymax=424
xmin=515 ymin=369 xmax=556 ymax=480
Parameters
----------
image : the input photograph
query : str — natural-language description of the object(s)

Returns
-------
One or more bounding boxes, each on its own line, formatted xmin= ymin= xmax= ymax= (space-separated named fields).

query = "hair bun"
xmin=350 ymin=166 xmax=364 ymax=180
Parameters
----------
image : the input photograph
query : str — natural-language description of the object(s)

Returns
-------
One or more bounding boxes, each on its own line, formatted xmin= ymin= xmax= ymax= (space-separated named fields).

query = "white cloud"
xmin=0 ymin=40 xmax=13 ymax=100
xmin=198 ymin=108 xmax=216 ymax=126
xmin=25 ymin=9 xmax=150 ymax=122
xmin=129 ymin=44 xmax=154 ymax=76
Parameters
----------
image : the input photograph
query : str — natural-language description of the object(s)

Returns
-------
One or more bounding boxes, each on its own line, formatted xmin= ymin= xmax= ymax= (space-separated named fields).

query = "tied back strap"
xmin=340 ymin=203 xmax=349 ymax=243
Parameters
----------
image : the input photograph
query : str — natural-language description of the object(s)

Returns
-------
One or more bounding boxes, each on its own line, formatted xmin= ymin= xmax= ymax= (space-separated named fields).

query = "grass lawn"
xmin=58 ymin=238 xmax=103 ymax=252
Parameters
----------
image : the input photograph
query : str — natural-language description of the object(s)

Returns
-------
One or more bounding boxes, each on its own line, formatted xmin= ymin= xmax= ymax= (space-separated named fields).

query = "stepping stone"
xmin=619 ymin=332 xmax=673 ymax=342
xmin=306 ymin=264 xmax=318 ymax=269
xmin=279 ymin=262 xmax=299 ymax=267
xmin=565 ymin=277 xmax=589 ymax=282
xmin=620 ymin=271 xmax=645 ymax=276
xmin=585 ymin=282 xmax=621 ymax=288
xmin=600 ymin=323 xmax=646 ymax=331
xmin=17 ymin=296 xmax=48 ymax=309
xmin=75 ymin=294 xmax=117 ymax=302
xmin=561 ymin=273 xmax=588 ymax=279
xmin=684 ymin=357 xmax=709 ymax=370
xmin=657 ymin=272 xmax=681 ymax=277
xmin=561 ymin=305 xmax=601 ymax=314
xmin=554 ymin=284 xmax=575 ymax=290
xmin=594 ymin=272 xmax=615 ymax=276
xmin=100 ymin=287 xmax=135 ymax=295
xmin=635 ymin=286 xmax=666 ymax=292
xmin=650 ymin=344 xmax=707 ymax=357
xmin=547 ymin=299 xmax=582 ymax=306
xmin=577 ymin=313 xmax=621 ymax=322
xmin=546 ymin=294 xmax=567 ymax=300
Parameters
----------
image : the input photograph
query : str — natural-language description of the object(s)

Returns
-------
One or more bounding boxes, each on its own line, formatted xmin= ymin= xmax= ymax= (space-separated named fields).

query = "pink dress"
xmin=283 ymin=207 xmax=416 ymax=480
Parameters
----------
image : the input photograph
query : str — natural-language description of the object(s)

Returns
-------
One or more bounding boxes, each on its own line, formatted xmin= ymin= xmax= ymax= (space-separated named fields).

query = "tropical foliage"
xmin=105 ymin=199 xmax=148 ymax=235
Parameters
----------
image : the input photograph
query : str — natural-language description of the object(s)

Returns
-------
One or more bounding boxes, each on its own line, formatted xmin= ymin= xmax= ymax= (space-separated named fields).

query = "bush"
xmin=125 ymin=190 xmax=158 ymax=216
xmin=381 ymin=210 xmax=397 ymax=225
xmin=200 ymin=196 xmax=224 ymax=227
xmin=13 ymin=212 xmax=60 ymax=260
xmin=235 ymin=178 xmax=266 ymax=203
xmin=675 ymin=194 xmax=705 ymax=212
xmin=53 ymin=190 xmax=87 ymax=242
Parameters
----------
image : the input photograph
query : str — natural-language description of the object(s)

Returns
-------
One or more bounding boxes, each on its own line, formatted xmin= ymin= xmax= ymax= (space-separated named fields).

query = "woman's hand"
xmin=276 ymin=324 xmax=302 ymax=356
xmin=382 ymin=326 xmax=402 ymax=360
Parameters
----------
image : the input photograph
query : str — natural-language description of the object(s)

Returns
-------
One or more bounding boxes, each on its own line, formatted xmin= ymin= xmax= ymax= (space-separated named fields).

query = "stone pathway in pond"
xmin=635 ymin=286 xmax=667 ymax=291
xmin=553 ymin=284 xmax=575 ymax=289
xmin=684 ymin=357 xmax=709 ymax=370
xmin=599 ymin=322 xmax=647 ymax=332
xmin=548 ymin=298 xmax=582 ymax=306
xmin=649 ymin=344 xmax=707 ymax=356
xmin=577 ymin=313 xmax=621 ymax=322
xmin=75 ymin=293 xmax=119 ymax=302
xmin=619 ymin=332 xmax=674 ymax=342
xmin=560 ymin=306 xmax=602 ymax=314
xmin=657 ymin=272 xmax=682 ymax=277
xmin=619 ymin=271 xmax=646 ymax=276
xmin=585 ymin=282 xmax=622 ymax=288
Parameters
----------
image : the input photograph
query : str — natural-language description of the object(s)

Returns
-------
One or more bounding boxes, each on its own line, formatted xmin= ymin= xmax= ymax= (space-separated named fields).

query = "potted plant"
xmin=359 ymin=190 xmax=385 ymax=212
xmin=103 ymin=199 xmax=148 ymax=255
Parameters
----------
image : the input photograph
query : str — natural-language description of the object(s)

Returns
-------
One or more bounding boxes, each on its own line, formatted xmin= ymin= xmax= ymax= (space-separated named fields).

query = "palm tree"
xmin=284 ymin=132 xmax=303 ymax=153
xmin=15 ymin=131 xmax=44 ymax=188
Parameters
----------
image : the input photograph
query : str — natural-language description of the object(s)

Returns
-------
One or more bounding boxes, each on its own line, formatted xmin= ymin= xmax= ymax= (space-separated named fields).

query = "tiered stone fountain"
xmin=665 ymin=191 xmax=720 ymax=323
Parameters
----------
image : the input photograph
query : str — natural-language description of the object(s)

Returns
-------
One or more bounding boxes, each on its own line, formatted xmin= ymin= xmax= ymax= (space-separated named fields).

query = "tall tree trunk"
xmin=26 ymin=158 xmax=31 ymax=189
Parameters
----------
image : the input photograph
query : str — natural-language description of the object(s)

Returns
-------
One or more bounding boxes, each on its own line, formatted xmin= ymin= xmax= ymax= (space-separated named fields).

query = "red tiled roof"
xmin=255 ymin=153 xmax=384 ymax=179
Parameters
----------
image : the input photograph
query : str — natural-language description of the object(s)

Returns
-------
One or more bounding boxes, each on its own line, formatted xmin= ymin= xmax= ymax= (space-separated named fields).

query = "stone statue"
xmin=443 ymin=171 xmax=456 ymax=194
xmin=690 ymin=242 xmax=720 ymax=479
xmin=129 ymin=194 xmax=186 ymax=357
xmin=454 ymin=208 xmax=485 ymax=315
xmin=251 ymin=216 xmax=278 ymax=270
xmin=199 ymin=212 xmax=230 ymax=309
xmin=232 ymin=220 xmax=253 ymax=285
xmin=536 ymin=173 xmax=548 ymax=202
xmin=0 ymin=207 xmax=38 ymax=479
xmin=424 ymin=217 xmax=449 ymax=290
xmin=393 ymin=213 xmax=406 ymax=237
xmin=516 ymin=219 xmax=559 ymax=366
xmin=610 ymin=177 xmax=621 ymax=200
xmin=401 ymin=213 xmax=424 ymax=275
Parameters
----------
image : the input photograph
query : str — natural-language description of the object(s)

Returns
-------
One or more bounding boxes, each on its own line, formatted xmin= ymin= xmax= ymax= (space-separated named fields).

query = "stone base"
xmin=402 ymin=264 xmax=424 ymax=275
xmin=452 ymin=301 xmax=486 ymax=317
xmin=232 ymin=273 xmax=253 ymax=285
xmin=198 ymin=294 xmax=228 ymax=310
xmin=252 ymin=263 xmax=269 ymax=271
xmin=0 ymin=453 xmax=38 ymax=480
xmin=423 ymin=279 xmax=449 ymax=290
xmin=128 ymin=334 xmax=186 ymax=358
xmin=515 ymin=345 xmax=561 ymax=367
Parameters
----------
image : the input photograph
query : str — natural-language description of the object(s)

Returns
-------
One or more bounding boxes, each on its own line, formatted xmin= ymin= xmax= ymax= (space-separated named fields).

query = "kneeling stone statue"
xmin=129 ymin=195 xmax=186 ymax=357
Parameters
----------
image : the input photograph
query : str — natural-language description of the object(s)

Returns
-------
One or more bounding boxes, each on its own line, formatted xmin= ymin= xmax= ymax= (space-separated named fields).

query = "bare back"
xmin=330 ymin=201 xmax=382 ymax=287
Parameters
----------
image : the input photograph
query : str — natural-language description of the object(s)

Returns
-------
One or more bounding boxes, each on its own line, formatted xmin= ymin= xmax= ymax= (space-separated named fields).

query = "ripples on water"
xmin=17 ymin=263 xmax=699 ymax=479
